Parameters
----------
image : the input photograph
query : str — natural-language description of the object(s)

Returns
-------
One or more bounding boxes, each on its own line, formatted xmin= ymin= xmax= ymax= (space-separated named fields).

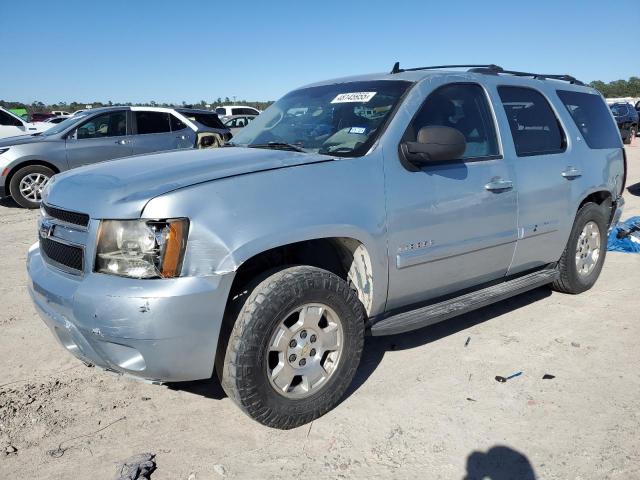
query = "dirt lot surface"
xmin=1 ymin=146 xmax=639 ymax=479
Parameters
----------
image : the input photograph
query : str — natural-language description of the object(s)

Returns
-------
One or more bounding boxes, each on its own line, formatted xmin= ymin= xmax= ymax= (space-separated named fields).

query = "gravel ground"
xmin=1 ymin=145 xmax=639 ymax=479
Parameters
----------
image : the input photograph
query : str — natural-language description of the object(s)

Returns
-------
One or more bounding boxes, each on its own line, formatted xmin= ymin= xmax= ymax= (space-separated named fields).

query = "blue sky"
xmin=1 ymin=0 xmax=638 ymax=104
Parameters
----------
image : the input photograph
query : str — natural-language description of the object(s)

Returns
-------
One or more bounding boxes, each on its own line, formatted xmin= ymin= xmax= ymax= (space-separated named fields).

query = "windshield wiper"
xmin=248 ymin=142 xmax=307 ymax=153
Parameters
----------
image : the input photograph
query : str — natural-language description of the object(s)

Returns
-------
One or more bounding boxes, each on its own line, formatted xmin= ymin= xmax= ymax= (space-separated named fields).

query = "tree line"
xmin=589 ymin=77 xmax=640 ymax=98
xmin=0 ymin=98 xmax=274 ymax=114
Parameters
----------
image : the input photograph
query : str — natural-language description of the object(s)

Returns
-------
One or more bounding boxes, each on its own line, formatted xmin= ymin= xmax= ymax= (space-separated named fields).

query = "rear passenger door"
xmin=496 ymin=86 xmax=578 ymax=274
xmin=170 ymin=114 xmax=196 ymax=149
xmin=385 ymin=83 xmax=518 ymax=310
xmin=131 ymin=111 xmax=177 ymax=155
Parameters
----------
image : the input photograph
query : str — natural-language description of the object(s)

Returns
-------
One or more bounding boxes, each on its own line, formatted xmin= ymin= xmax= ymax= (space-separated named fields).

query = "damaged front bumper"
xmin=27 ymin=243 xmax=234 ymax=382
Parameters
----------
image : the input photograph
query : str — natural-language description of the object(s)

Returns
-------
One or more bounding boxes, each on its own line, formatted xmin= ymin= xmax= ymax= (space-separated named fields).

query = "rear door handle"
xmin=485 ymin=178 xmax=513 ymax=191
xmin=115 ymin=139 xmax=131 ymax=145
xmin=176 ymin=135 xmax=186 ymax=140
xmin=561 ymin=167 xmax=582 ymax=179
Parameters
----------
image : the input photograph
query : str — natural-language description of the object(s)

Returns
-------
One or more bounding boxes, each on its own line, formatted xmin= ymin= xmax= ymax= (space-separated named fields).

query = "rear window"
xmin=609 ymin=104 xmax=629 ymax=116
xmin=135 ymin=111 xmax=171 ymax=134
xmin=215 ymin=107 xmax=226 ymax=115
xmin=178 ymin=111 xmax=226 ymax=129
xmin=557 ymin=91 xmax=621 ymax=149
xmin=498 ymin=86 xmax=565 ymax=157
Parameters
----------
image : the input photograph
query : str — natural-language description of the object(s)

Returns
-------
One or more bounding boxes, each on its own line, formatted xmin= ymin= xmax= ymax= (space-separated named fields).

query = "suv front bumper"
xmin=27 ymin=243 xmax=234 ymax=382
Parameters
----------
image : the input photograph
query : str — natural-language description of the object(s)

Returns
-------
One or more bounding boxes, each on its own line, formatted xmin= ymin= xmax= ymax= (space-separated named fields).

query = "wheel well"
xmin=5 ymin=160 xmax=60 ymax=192
xmin=228 ymin=238 xmax=374 ymax=316
xmin=578 ymin=190 xmax=611 ymax=211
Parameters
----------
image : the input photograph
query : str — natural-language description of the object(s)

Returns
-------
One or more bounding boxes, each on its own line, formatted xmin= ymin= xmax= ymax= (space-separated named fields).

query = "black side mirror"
xmin=401 ymin=126 xmax=466 ymax=165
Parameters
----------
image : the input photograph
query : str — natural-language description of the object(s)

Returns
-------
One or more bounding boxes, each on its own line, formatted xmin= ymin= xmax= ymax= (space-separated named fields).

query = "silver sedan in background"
xmin=0 ymin=106 xmax=231 ymax=208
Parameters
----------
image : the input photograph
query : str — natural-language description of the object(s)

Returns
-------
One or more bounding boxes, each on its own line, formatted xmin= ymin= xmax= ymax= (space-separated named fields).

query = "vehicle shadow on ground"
xmin=627 ymin=182 xmax=640 ymax=196
xmin=170 ymin=287 xmax=552 ymax=402
xmin=464 ymin=445 xmax=537 ymax=480
xmin=0 ymin=197 xmax=21 ymax=209
xmin=342 ymin=286 xmax=552 ymax=402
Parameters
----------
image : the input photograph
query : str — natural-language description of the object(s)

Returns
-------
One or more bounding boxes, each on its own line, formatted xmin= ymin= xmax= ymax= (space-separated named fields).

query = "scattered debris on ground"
xmin=464 ymin=336 xmax=471 ymax=347
xmin=115 ymin=453 xmax=157 ymax=480
xmin=542 ymin=374 xmax=556 ymax=380
xmin=495 ymin=371 xmax=523 ymax=383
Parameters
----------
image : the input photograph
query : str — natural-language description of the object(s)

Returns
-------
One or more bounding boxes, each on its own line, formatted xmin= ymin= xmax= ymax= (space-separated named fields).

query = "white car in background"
xmin=0 ymin=107 xmax=50 ymax=139
xmin=51 ymin=110 xmax=72 ymax=117
xmin=214 ymin=105 xmax=261 ymax=116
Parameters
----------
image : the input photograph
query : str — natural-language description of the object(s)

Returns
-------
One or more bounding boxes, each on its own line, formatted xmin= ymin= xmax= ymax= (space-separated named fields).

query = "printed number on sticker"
xmin=331 ymin=92 xmax=377 ymax=103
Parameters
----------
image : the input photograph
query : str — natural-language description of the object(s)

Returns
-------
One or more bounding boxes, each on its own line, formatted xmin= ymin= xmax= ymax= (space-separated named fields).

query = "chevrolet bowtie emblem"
xmin=39 ymin=219 xmax=55 ymax=238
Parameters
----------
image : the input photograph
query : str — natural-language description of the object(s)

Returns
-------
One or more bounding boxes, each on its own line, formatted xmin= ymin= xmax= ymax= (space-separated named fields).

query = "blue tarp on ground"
xmin=608 ymin=216 xmax=640 ymax=253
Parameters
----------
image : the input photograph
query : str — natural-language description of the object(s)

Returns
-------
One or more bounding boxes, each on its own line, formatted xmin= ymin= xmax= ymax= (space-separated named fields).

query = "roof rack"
xmin=389 ymin=62 xmax=584 ymax=86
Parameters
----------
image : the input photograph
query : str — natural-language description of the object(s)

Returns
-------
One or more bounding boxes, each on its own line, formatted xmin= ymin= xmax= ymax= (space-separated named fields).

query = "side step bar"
xmin=370 ymin=269 xmax=559 ymax=336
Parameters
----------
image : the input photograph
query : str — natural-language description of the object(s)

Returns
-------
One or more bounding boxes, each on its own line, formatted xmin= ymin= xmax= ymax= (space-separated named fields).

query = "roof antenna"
xmin=391 ymin=61 xmax=401 ymax=74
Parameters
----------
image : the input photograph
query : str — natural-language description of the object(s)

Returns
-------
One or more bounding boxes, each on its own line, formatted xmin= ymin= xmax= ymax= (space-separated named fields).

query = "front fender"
xmin=142 ymin=153 xmax=389 ymax=315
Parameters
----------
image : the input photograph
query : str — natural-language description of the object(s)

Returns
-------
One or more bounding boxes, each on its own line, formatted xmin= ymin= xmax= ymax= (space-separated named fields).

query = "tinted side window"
xmin=215 ymin=107 xmax=226 ymax=115
xmin=0 ymin=110 xmax=23 ymax=127
xmin=187 ymin=113 xmax=225 ymax=129
xmin=557 ymin=91 xmax=621 ymax=149
xmin=232 ymin=108 xmax=257 ymax=115
xmin=135 ymin=111 xmax=171 ymax=134
xmin=77 ymin=111 xmax=127 ymax=139
xmin=170 ymin=115 xmax=188 ymax=131
xmin=498 ymin=86 xmax=565 ymax=156
xmin=407 ymin=83 xmax=499 ymax=159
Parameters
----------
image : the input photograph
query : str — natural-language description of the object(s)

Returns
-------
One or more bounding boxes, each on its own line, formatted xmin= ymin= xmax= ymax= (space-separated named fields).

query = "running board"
xmin=370 ymin=269 xmax=559 ymax=336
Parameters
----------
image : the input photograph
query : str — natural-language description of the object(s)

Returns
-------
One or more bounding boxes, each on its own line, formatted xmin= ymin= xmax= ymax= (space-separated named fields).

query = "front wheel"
xmin=220 ymin=266 xmax=365 ymax=429
xmin=9 ymin=165 xmax=54 ymax=209
xmin=553 ymin=202 xmax=608 ymax=294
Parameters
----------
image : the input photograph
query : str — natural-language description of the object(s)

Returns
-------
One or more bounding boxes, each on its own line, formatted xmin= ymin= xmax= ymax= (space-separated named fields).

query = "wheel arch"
xmin=226 ymin=236 xmax=377 ymax=317
xmin=6 ymin=160 xmax=60 ymax=194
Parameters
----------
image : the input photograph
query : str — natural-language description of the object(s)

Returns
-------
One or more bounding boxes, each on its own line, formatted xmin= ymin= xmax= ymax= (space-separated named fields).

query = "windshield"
xmin=40 ymin=112 xmax=91 ymax=136
xmin=230 ymin=80 xmax=412 ymax=156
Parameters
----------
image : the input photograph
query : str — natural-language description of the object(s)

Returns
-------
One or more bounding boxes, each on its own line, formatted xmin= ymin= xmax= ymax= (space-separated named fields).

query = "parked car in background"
xmin=43 ymin=116 xmax=68 ymax=125
xmin=0 ymin=107 xmax=50 ymax=139
xmin=0 ymin=106 xmax=231 ymax=208
xmin=51 ymin=111 xmax=71 ymax=117
xmin=30 ymin=112 xmax=56 ymax=122
xmin=26 ymin=64 xmax=625 ymax=429
xmin=609 ymin=102 xmax=638 ymax=144
xmin=223 ymin=114 xmax=256 ymax=135
xmin=215 ymin=105 xmax=261 ymax=116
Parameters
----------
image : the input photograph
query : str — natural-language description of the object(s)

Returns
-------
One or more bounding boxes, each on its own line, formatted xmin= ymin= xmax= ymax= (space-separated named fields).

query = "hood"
xmin=0 ymin=134 xmax=53 ymax=147
xmin=45 ymin=147 xmax=334 ymax=219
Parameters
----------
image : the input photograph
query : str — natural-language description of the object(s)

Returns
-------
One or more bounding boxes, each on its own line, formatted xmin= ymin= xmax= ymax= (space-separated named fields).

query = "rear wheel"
xmin=553 ymin=202 xmax=608 ymax=294
xmin=220 ymin=266 xmax=365 ymax=429
xmin=9 ymin=165 xmax=54 ymax=209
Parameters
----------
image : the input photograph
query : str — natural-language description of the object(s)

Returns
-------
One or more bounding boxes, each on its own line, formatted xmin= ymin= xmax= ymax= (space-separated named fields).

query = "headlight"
xmin=95 ymin=219 xmax=189 ymax=278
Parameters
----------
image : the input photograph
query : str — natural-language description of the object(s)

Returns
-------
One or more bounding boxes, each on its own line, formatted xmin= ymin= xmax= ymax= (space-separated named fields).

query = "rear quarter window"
xmin=557 ymin=91 xmax=622 ymax=149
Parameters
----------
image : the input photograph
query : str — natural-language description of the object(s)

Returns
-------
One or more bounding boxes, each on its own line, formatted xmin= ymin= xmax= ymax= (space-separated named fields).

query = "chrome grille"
xmin=40 ymin=236 xmax=84 ymax=273
xmin=42 ymin=203 xmax=89 ymax=228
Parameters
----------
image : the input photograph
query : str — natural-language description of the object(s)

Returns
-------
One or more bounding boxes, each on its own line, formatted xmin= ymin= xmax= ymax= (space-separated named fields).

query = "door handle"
xmin=176 ymin=135 xmax=186 ymax=140
xmin=485 ymin=178 xmax=513 ymax=191
xmin=561 ymin=167 xmax=582 ymax=179
xmin=115 ymin=139 xmax=130 ymax=145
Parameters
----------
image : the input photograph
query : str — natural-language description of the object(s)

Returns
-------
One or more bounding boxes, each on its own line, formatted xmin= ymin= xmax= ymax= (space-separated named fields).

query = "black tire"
xmin=220 ymin=266 xmax=365 ymax=429
xmin=553 ymin=202 xmax=608 ymax=294
xmin=9 ymin=164 xmax=54 ymax=209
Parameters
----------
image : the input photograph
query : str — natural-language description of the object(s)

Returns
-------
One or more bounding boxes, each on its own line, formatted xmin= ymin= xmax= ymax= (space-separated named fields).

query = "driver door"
xmin=384 ymin=83 xmax=518 ymax=310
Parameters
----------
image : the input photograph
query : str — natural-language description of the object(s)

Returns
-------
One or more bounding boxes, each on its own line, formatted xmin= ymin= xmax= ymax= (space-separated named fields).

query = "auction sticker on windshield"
xmin=331 ymin=92 xmax=377 ymax=103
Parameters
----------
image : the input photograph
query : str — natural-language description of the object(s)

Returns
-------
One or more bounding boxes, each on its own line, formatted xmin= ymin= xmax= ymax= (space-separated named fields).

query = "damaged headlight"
xmin=95 ymin=219 xmax=189 ymax=278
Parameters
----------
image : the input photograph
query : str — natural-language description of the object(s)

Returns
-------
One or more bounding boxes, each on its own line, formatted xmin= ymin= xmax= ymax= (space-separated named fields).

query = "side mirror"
xmin=401 ymin=126 xmax=466 ymax=165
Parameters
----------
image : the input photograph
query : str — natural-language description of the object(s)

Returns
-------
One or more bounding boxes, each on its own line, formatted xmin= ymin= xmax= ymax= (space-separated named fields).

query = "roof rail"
xmin=390 ymin=62 xmax=503 ymax=74
xmin=389 ymin=62 xmax=584 ymax=85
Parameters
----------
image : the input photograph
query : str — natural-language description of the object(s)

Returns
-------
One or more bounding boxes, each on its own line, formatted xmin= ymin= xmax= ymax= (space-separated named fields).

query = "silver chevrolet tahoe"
xmin=27 ymin=64 xmax=626 ymax=429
